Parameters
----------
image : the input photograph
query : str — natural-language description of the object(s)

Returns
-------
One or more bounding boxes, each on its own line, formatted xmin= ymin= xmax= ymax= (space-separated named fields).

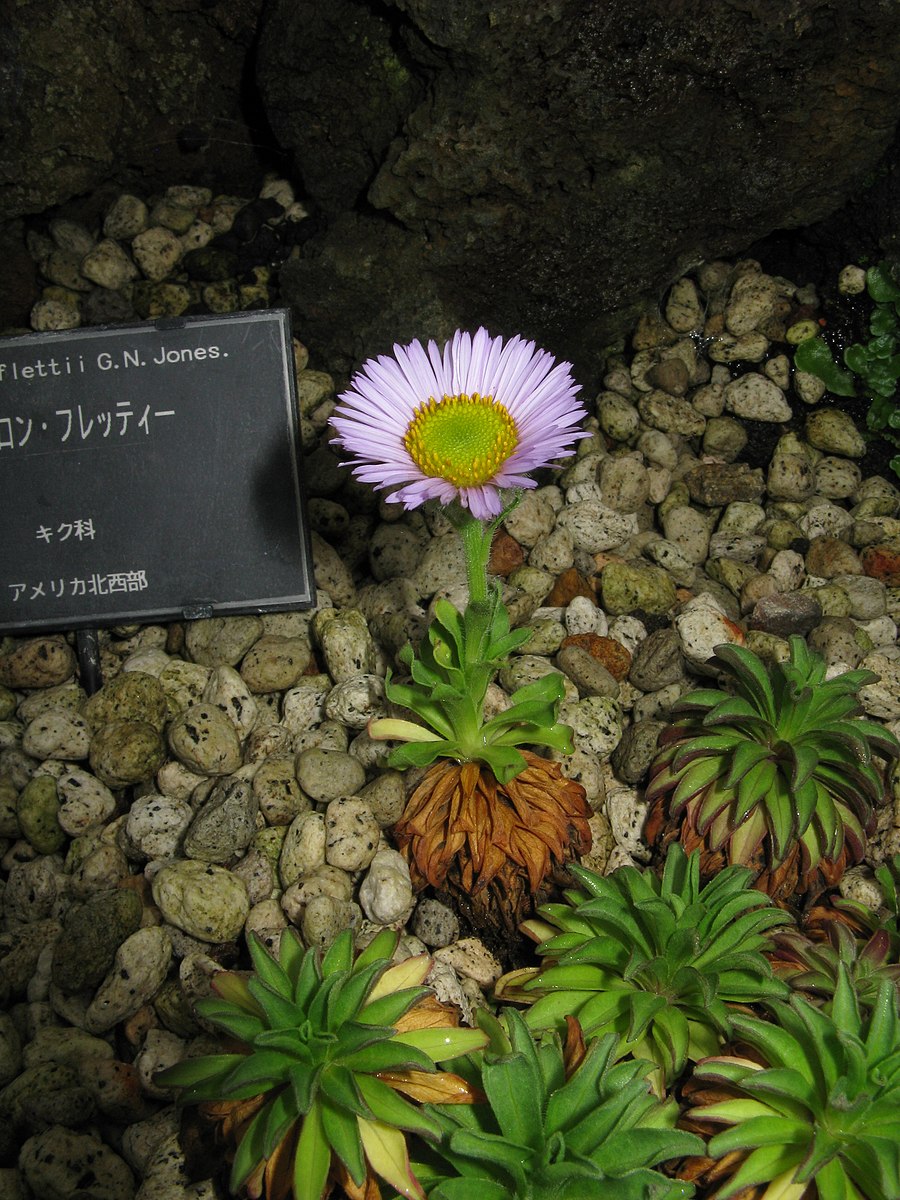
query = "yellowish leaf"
xmin=391 ymin=1026 xmax=488 ymax=1061
xmin=379 ymin=1069 xmax=484 ymax=1105
xmin=357 ymin=1116 xmax=424 ymax=1200
xmin=365 ymin=956 xmax=432 ymax=1005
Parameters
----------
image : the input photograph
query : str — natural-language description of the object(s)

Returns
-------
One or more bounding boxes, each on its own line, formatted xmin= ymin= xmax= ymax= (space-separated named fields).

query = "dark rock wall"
xmin=258 ymin=0 xmax=900 ymax=377
xmin=2 ymin=0 xmax=900 ymax=382
xmin=0 ymin=0 xmax=270 ymax=223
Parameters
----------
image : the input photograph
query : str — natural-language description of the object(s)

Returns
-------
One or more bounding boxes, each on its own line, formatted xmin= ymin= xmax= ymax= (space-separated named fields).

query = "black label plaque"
xmin=0 ymin=310 xmax=315 ymax=633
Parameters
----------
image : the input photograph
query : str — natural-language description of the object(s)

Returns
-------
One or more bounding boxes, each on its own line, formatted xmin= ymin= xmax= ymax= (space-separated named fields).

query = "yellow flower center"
xmin=404 ymin=393 xmax=519 ymax=487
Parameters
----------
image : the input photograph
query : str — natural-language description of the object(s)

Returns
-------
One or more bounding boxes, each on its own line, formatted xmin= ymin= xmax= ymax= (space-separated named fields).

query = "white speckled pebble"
xmin=295 ymin=747 xmax=365 ymax=803
xmin=560 ymin=696 xmax=623 ymax=758
xmin=565 ymin=595 xmax=608 ymax=637
xmin=302 ymin=894 xmax=354 ymax=949
xmin=325 ymin=798 xmax=380 ymax=871
xmin=279 ymin=811 xmax=327 ymax=886
xmin=80 ymin=238 xmax=140 ymax=289
xmin=674 ymin=594 xmax=743 ymax=668
xmin=426 ymin=960 xmax=473 ymax=1026
xmin=433 ymin=937 xmax=502 ymax=986
xmin=858 ymin=654 xmax=900 ymax=720
xmin=103 ymin=193 xmax=149 ymax=240
xmin=22 ymin=707 xmax=90 ymax=761
xmin=122 ymin=793 xmax=193 ymax=861
xmin=133 ymin=1128 xmax=218 ymax=1199
xmin=315 ymin=609 xmax=377 ymax=681
xmin=131 ymin=225 xmax=183 ymax=281
xmin=202 ymin=666 xmax=259 ymax=739
xmin=30 ymin=297 xmax=81 ymax=330
xmin=85 ymin=926 xmax=172 ymax=1033
xmin=503 ymin=491 xmax=556 ymax=547
xmin=281 ymin=676 xmax=331 ymax=733
xmin=723 ymin=374 xmax=791 ymax=422
xmin=660 ymin=505 xmax=710 ymax=564
xmin=135 ymin=1027 xmax=187 ymax=1099
xmin=56 ymin=768 xmax=116 ymax=835
xmin=324 ymin=673 xmax=387 ymax=729
xmin=839 ymin=865 xmax=887 ymax=913
xmin=358 ymin=848 xmax=413 ymax=924
xmin=605 ymin=785 xmax=652 ymax=863
xmin=556 ymin=500 xmax=638 ymax=553
xmin=19 ymin=1127 xmax=133 ymax=1200
xmin=798 ymin=502 xmax=853 ymax=541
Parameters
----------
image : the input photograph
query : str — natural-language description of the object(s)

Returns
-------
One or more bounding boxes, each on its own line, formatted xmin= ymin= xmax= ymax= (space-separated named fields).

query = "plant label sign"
xmin=0 ymin=309 xmax=316 ymax=634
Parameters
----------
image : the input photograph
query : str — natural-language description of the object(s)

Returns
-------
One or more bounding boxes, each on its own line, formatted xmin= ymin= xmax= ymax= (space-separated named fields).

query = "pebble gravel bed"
xmin=0 ymin=178 xmax=899 ymax=1198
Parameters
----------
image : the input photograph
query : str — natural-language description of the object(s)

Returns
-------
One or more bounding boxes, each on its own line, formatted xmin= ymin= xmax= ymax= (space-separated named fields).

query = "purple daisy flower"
xmin=329 ymin=327 xmax=589 ymax=520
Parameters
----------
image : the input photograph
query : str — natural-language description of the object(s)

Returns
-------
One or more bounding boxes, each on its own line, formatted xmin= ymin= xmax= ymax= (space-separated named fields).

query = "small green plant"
xmin=409 ymin=1008 xmax=703 ymax=1199
xmin=687 ymin=967 xmax=900 ymax=1200
xmin=155 ymin=928 xmax=487 ymax=1200
xmin=770 ymin=923 xmax=900 ymax=1010
xmin=494 ymin=845 xmax=791 ymax=1090
xmin=645 ymin=636 xmax=899 ymax=887
xmin=828 ymin=852 xmax=900 ymax=957
xmin=794 ymin=262 xmax=900 ymax=478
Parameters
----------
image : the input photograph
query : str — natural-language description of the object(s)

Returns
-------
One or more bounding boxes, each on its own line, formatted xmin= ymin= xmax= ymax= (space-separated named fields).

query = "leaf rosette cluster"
xmin=646 ymin=637 xmax=899 ymax=881
xmin=495 ymin=845 xmax=791 ymax=1090
xmin=155 ymin=928 xmax=487 ymax=1200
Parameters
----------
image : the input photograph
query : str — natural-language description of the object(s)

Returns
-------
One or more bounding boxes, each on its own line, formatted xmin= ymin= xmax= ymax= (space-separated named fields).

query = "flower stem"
xmin=458 ymin=511 xmax=492 ymax=605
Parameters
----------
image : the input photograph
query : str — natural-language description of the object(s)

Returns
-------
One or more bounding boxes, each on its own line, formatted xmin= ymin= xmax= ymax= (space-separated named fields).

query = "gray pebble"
xmin=412 ymin=898 xmax=460 ymax=948
xmin=599 ymin=454 xmax=650 ymax=512
xmin=660 ymin=505 xmax=710 ymax=564
xmin=240 ymin=635 xmax=311 ymax=693
xmin=295 ymin=747 xmax=365 ymax=803
xmin=556 ymin=499 xmax=637 ymax=553
xmin=561 ymin=696 xmax=623 ymax=758
xmin=358 ymin=770 xmax=406 ymax=826
xmin=369 ymin=523 xmax=425 ymax=581
xmin=412 ymin=533 xmax=467 ymax=598
xmin=311 ymin=532 xmax=357 ymax=605
xmin=723 ymin=373 xmax=791 ymax=422
xmin=504 ymin=491 xmax=557 ymax=546
xmin=556 ymin=645 xmax=620 ymax=698
xmin=611 ymin=719 xmax=666 ymax=783
xmin=301 ymin=894 xmax=354 ymax=950
xmin=183 ymin=777 xmax=258 ymax=863
xmin=596 ymin=391 xmax=640 ymax=442
xmin=185 ymin=616 xmax=264 ymax=667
